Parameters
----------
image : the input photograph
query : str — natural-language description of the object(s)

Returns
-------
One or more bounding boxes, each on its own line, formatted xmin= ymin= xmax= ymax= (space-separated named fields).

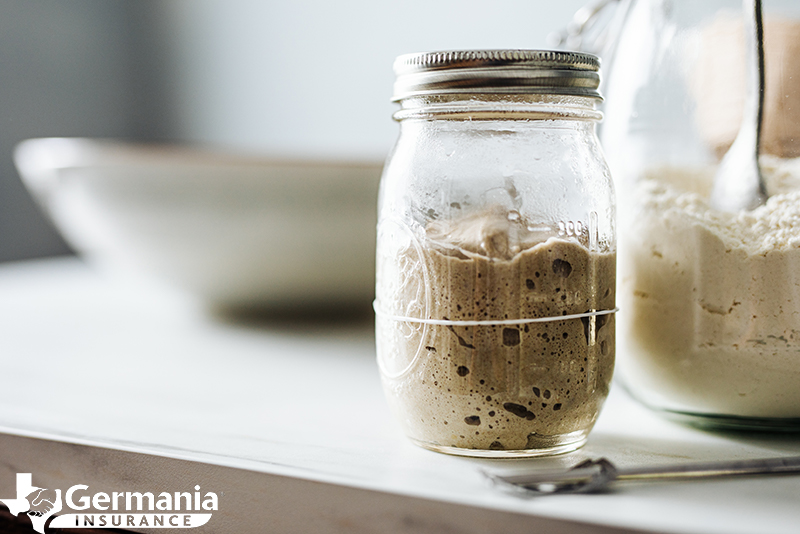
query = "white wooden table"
xmin=1 ymin=258 xmax=799 ymax=534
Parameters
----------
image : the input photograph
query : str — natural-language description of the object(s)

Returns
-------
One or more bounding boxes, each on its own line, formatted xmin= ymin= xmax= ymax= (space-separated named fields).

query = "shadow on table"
xmin=209 ymin=300 xmax=376 ymax=338
xmin=585 ymin=431 xmax=800 ymax=464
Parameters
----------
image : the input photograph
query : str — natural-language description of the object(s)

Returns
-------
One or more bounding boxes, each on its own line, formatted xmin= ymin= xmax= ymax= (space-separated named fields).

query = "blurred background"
xmin=0 ymin=0 xmax=587 ymax=263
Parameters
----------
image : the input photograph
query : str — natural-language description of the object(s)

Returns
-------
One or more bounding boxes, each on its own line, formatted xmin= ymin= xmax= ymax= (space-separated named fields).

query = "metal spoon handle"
xmin=617 ymin=455 xmax=800 ymax=481
xmin=486 ymin=456 xmax=800 ymax=494
xmin=743 ymin=0 xmax=765 ymax=159
xmin=708 ymin=0 xmax=768 ymax=212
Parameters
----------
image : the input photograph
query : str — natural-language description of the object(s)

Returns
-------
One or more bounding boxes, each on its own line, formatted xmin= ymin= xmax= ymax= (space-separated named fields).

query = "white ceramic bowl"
xmin=15 ymin=138 xmax=383 ymax=310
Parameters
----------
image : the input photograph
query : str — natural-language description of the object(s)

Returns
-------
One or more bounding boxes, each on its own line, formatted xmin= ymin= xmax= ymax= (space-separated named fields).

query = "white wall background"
xmin=0 ymin=0 xmax=588 ymax=261
xmin=154 ymin=0 xmax=589 ymax=160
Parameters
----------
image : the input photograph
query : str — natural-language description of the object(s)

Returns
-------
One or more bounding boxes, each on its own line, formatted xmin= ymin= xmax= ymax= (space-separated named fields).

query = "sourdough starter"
xmin=376 ymin=208 xmax=615 ymax=452
xmin=619 ymin=156 xmax=800 ymax=418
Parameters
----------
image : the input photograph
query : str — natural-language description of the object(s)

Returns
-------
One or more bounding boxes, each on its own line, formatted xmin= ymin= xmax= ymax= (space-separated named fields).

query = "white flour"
xmin=619 ymin=156 xmax=800 ymax=417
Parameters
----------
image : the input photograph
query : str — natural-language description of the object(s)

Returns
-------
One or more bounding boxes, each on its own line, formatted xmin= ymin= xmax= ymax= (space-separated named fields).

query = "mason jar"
xmin=374 ymin=50 xmax=617 ymax=457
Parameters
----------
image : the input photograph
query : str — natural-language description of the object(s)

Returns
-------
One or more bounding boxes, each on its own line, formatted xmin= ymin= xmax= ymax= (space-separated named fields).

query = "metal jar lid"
xmin=392 ymin=49 xmax=601 ymax=101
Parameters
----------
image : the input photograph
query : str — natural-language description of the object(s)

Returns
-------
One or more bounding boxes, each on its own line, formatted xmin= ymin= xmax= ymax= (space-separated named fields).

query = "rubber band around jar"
xmin=373 ymin=301 xmax=618 ymax=327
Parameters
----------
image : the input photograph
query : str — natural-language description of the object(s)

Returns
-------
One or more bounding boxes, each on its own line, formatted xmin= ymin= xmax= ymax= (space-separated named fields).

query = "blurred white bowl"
xmin=15 ymin=137 xmax=383 ymax=310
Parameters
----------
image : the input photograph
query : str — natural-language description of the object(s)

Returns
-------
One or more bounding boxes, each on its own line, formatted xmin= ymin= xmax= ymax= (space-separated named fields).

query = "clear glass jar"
xmin=595 ymin=0 xmax=800 ymax=429
xmin=374 ymin=50 xmax=617 ymax=457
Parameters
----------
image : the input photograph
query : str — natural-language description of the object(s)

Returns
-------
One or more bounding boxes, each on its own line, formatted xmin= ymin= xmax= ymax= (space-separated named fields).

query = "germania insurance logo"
xmin=1 ymin=473 xmax=218 ymax=533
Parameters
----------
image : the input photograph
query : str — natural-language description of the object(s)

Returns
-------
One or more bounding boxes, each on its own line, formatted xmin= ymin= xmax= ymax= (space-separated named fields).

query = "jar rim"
xmin=392 ymin=49 xmax=602 ymax=101
xmin=392 ymin=94 xmax=603 ymax=122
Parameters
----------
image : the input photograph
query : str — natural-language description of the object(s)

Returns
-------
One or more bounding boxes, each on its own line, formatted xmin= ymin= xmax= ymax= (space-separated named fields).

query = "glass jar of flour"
xmin=374 ymin=50 xmax=617 ymax=457
xmin=595 ymin=0 xmax=800 ymax=430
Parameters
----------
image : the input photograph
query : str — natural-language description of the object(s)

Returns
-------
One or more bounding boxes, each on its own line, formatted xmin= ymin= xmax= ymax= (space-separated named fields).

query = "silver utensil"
xmin=709 ymin=0 xmax=768 ymax=212
xmin=485 ymin=456 xmax=800 ymax=495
